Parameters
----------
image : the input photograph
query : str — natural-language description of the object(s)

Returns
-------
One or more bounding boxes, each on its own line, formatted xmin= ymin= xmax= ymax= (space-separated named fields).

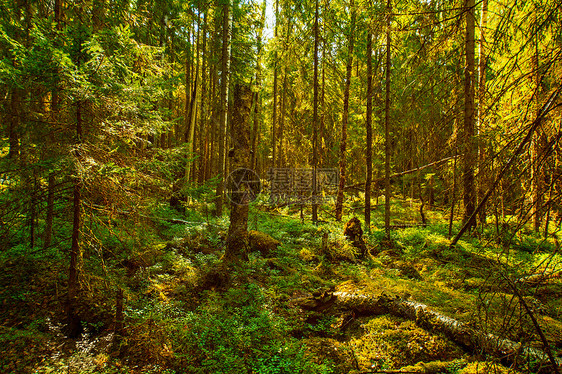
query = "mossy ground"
xmin=1 ymin=196 xmax=561 ymax=373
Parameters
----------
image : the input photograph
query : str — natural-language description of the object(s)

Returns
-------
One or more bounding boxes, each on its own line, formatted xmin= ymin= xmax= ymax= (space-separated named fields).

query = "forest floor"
xmin=1 ymin=195 xmax=562 ymax=373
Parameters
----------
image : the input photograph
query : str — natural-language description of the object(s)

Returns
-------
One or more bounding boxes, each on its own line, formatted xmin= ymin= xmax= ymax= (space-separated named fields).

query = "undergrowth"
xmin=1 ymin=197 xmax=561 ymax=373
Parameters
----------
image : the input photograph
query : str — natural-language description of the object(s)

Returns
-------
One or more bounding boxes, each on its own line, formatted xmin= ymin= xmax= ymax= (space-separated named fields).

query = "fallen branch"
xmin=451 ymin=84 xmax=562 ymax=247
xmin=388 ymin=224 xmax=426 ymax=229
xmin=501 ymin=272 xmax=561 ymax=374
xmin=345 ymin=156 xmax=457 ymax=191
xmin=89 ymin=204 xmax=225 ymax=227
xmin=517 ymin=271 xmax=562 ymax=285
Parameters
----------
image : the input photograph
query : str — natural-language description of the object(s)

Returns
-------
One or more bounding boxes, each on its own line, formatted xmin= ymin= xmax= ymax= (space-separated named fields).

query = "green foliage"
xmin=0 ymin=325 xmax=49 ymax=373
xmin=124 ymin=283 xmax=332 ymax=374
xmin=254 ymin=351 xmax=333 ymax=374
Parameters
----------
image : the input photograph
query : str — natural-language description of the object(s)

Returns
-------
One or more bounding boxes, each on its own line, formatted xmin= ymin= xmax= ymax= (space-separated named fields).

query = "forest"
xmin=1 ymin=0 xmax=562 ymax=372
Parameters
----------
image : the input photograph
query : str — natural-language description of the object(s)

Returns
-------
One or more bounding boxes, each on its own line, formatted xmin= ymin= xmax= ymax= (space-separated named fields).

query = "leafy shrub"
xmin=159 ymin=284 xmax=333 ymax=373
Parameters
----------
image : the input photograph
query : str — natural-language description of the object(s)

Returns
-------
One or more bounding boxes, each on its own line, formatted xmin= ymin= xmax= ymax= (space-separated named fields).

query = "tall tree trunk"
xmin=44 ymin=0 xmax=63 ymax=250
xmin=543 ymin=156 xmax=557 ymax=238
xmin=251 ymin=90 xmax=259 ymax=170
xmin=320 ymin=41 xmax=326 ymax=166
xmin=278 ymin=69 xmax=287 ymax=168
xmin=43 ymin=173 xmax=55 ymax=249
xmin=278 ymin=72 xmax=286 ymax=168
xmin=251 ymin=3 xmax=265 ymax=173
xmin=184 ymin=29 xmax=193 ymax=144
xmin=207 ymin=29 xmax=219 ymax=181
xmin=186 ymin=16 xmax=200 ymax=184
xmin=224 ymin=85 xmax=252 ymax=262
xmin=214 ymin=1 xmax=231 ymax=216
xmin=462 ymin=0 xmax=477 ymax=231
xmin=365 ymin=32 xmax=373 ymax=232
xmin=198 ymin=11 xmax=208 ymax=184
xmin=448 ymin=153 xmax=458 ymax=239
xmin=29 ymin=172 xmax=37 ymax=248
xmin=8 ymin=89 xmax=21 ymax=159
xmin=384 ymin=0 xmax=392 ymax=239
xmin=113 ymin=288 xmax=124 ymax=346
xmin=312 ymin=0 xmax=320 ymax=223
xmin=54 ymin=0 xmax=62 ymax=28
xmin=531 ymin=32 xmax=546 ymax=233
xmin=335 ymin=0 xmax=355 ymax=222
xmin=277 ymin=16 xmax=291 ymax=168
xmin=271 ymin=0 xmax=279 ymax=169
xmin=67 ymin=100 xmax=83 ymax=338
xmin=476 ymin=0 xmax=489 ymax=228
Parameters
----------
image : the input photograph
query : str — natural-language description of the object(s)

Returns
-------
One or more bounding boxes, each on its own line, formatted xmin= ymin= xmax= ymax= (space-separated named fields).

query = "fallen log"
xmin=295 ymin=291 xmax=562 ymax=371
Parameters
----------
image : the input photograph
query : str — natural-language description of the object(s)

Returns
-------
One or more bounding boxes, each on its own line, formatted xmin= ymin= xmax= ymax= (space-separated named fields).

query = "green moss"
xmin=350 ymin=315 xmax=463 ymax=371
xmin=249 ymin=230 xmax=280 ymax=256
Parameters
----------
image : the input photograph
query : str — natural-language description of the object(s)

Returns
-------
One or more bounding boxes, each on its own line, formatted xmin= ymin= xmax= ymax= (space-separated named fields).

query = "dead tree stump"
xmin=343 ymin=217 xmax=367 ymax=258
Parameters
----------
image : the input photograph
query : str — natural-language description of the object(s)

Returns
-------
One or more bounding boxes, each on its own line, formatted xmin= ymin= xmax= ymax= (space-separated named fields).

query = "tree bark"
xmin=251 ymin=5 xmax=265 ymax=173
xmin=113 ymin=288 xmax=124 ymax=350
xmin=271 ymin=0 xmax=279 ymax=169
xmin=448 ymin=154 xmax=458 ymax=239
xmin=186 ymin=16 xmax=200 ymax=184
xmin=224 ymin=85 xmax=252 ymax=262
xmin=384 ymin=0 xmax=392 ymax=239
xmin=312 ymin=0 xmax=320 ymax=223
xmin=8 ymin=88 xmax=21 ymax=159
xmin=205 ymin=28 xmax=218 ymax=180
xmin=29 ymin=173 xmax=37 ymax=248
xmin=198 ymin=11 xmax=208 ymax=184
xmin=476 ymin=0 xmax=488 ymax=227
xmin=531 ymin=32 xmax=546 ymax=233
xmin=462 ymin=0 xmax=477 ymax=231
xmin=278 ymin=16 xmax=292 ymax=169
xmin=335 ymin=0 xmax=356 ymax=222
xmin=43 ymin=173 xmax=55 ymax=249
xmin=365 ymin=32 xmax=373 ymax=232
xmin=320 ymin=38 xmax=327 ymax=166
xmin=44 ymin=0 xmax=63 ymax=250
xmin=67 ymin=100 xmax=83 ymax=338
xmin=214 ymin=1 xmax=231 ymax=217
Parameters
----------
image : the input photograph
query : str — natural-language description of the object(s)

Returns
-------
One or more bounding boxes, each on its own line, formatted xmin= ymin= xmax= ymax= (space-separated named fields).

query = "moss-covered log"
xmin=295 ymin=291 xmax=562 ymax=370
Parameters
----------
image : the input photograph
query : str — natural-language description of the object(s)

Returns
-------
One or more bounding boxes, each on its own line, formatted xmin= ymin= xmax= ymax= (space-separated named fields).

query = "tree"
xmin=530 ymin=15 xmax=547 ymax=234
xmin=384 ymin=0 xmax=392 ymax=239
xmin=476 ymin=0 xmax=489 ymax=227
xmin=365 ymin=30 xmax=373 ymax=232
xmin=312 ymin=0 xmax=320 ymax=223
xmin=215 ymin=1 xmax=232 ymax=217
xmin=462 ymin=0 xmax=477 ymax=231
xmin=335 ymin=0 xmax=356 ymax=222
xmin=225 ymin=84 xmax=253 ymax=262
xmin=271 ymin=0 xmax=279 ymax=169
